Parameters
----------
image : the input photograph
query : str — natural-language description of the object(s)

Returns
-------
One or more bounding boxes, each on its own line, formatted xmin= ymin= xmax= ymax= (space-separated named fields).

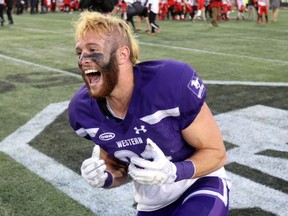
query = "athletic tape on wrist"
xmin=174 ymin=160 xmax=196 ymax=182
xmin=103 ymin=171 xmax=113 ymax=188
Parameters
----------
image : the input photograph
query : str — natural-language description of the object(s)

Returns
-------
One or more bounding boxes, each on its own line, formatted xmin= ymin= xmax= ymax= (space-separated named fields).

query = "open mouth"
xmin=84 ymin=69 xmax=101 ymax=84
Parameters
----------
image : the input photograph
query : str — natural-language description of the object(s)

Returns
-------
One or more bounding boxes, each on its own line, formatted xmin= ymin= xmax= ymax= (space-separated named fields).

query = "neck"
xmin=106 ymin=67 xmax=134 ymax=118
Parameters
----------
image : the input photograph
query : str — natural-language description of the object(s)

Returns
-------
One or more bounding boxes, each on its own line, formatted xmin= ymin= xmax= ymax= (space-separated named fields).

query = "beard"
xmin=86 ymin=52 xmax=119 ymax=100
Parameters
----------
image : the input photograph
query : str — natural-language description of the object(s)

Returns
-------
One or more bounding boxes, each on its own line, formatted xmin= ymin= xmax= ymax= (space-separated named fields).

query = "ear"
xmin=117 ymin=46 xmax=131 ymax=65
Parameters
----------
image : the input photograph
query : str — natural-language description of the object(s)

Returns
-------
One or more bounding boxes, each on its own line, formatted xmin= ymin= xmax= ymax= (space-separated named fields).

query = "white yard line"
xmin=14 ymin=15 xmax=74 ymax=24
xmin=1 ymin=53 xmax=287 ymax=87
xmin=139 ymin=42 xmax=288 ymax=64
xmin=203 ymin=80 xmax=288 ymax=87
xmin=0 ymin=54 xmax=81 ymax=79
xmin=13 ymin=26 xmax=73 ymax=35
xmin=0 ymin=101 xmax=136 ymax=216
xmin=13 ymin=25 xmax=287 ymax=43
xmin=221 ymin=25 xmax=288 ymax=33
xmin=7 ymin=23 xmax=288 ymax=64
xmin=186 ymin=22 xmax=288 ymax=33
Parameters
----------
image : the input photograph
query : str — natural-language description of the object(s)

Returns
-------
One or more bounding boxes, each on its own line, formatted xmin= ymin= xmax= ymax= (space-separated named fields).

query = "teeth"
xmin=84 ymin=69 xmax=98 ymax=75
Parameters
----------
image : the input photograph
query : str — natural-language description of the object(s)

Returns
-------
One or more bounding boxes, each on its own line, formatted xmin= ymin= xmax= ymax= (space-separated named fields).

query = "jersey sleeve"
xmin=68 ymin=86 xmax=93 ymax=140
xmin=177 ymin=63 xmax=206 ymax=130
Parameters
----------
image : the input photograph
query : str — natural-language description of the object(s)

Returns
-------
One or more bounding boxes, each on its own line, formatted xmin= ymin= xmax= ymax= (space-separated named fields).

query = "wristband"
xmin=174 ymin=160 xmax=196 ymax=182
xmin=103 ymin=171 xmax=113 ymax=188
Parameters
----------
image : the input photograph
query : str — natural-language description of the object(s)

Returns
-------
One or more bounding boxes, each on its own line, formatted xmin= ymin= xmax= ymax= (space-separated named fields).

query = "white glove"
xmin=128 ymin=138 xmax=177 ymax=185
xmin=81 ymin=145 xmax=108 ymax=188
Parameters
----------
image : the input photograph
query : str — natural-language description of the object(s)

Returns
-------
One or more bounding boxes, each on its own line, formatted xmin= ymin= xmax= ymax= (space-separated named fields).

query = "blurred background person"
xmin=167 ymin=0 xmax=175 ymax=19
xmin=50 ymin=0 xmax=57 ymax=12
xmin=257 ymin=0 xmax=269 ymax=23
xmin=148 ymin=0 xmax=160 ymax=34
xmin=15 ymin=0 xmax=25 ymax=14
xmin=247 ymin=0 xmax=257 ymax=20
xmin=221 ymin=0 xmax=232 ymax=20
xmin=136 ymin=0 xmax=151 ymax=32
xmin=5 ymin=0 xmax=14 ymax=23
xmin=63 ymin=0 xmax=71 ymax=13
xmin=0 ymin=0 xmax=4 ymax=26
xmin=196 ymin=0 xmax=207 ymax=20
xmin=236 ymin=0 xmax=246 ymax=20
xmin=270 ymin=0 xmax=280 ymax=22
xmin=30 ymin=0 xmax=39 ymax=14
xmin=210 ymin=0 xmax=221 ymax=27
xmin=40 ymin=0 xmax=48 ymax=13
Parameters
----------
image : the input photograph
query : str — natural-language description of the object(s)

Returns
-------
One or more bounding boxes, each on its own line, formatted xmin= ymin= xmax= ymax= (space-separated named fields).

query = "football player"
xmin=257 ymin=0 xmax=269 ymax=23
xmin=236 ymin=0 xmax=246 ymax=20
xmin=69 ymin=11 xmax=231 ymax=216
xmin=147 ymin=0 xmax=160 ymax=34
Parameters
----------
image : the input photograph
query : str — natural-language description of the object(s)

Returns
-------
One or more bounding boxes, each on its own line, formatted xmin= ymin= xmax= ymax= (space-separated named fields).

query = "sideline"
xmin=13 ymin=14 xmax=288 ymax=34
xmin=1 ymin=54 xmax=288 ymax=87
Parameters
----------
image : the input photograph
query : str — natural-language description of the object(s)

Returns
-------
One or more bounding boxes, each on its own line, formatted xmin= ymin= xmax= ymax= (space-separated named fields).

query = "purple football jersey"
xmin=68 ymin=60 xmax=206 ymax=164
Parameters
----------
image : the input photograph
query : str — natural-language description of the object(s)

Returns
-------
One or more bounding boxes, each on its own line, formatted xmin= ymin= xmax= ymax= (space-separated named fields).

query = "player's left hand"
xmin=128 ymin=138 xmax=177 ymax=185
xmin=81 ymin=145 xmax=108 ymax=188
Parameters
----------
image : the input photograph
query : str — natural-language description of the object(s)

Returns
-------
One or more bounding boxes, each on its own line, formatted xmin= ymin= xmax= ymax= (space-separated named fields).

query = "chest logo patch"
xmin=188 ymin=75 xmax=205 ymax=99
xmin=134 ymin=125 xmax=147 ymax=134
xmin=99 ymin=132 xmax=115 ymax=141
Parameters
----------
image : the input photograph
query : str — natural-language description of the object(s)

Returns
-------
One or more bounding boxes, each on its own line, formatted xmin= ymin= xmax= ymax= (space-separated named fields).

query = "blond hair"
xmin=74 ymin=11 xmax=140 ymax=65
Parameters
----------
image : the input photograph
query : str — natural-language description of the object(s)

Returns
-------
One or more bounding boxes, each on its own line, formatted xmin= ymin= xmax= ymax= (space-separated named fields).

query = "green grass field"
xmin=0 ymin=9 xmax=287 ymax=216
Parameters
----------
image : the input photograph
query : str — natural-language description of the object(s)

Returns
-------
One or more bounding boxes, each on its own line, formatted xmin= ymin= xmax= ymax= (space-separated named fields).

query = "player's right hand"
xmin=81 ymin=145 xmax=108 ymax=188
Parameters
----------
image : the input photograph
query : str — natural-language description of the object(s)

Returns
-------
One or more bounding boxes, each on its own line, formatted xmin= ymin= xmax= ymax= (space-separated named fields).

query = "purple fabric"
xmin=69 ymin=60 xmax=206 ymax=164
xmin=103 ymin=171 xmax=113 ymax=188
xmin=174 ymin=161 xmax=195 ymax=182
xmin=137 ymin=177 xmax=229 ymax=216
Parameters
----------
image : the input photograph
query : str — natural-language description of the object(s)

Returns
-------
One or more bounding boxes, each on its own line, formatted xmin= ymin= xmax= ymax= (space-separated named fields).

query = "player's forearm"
xmin=181 ymin=103 xmax=227 ymax=178
xmin=188 ymin=147 xmax=227 ymax=178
